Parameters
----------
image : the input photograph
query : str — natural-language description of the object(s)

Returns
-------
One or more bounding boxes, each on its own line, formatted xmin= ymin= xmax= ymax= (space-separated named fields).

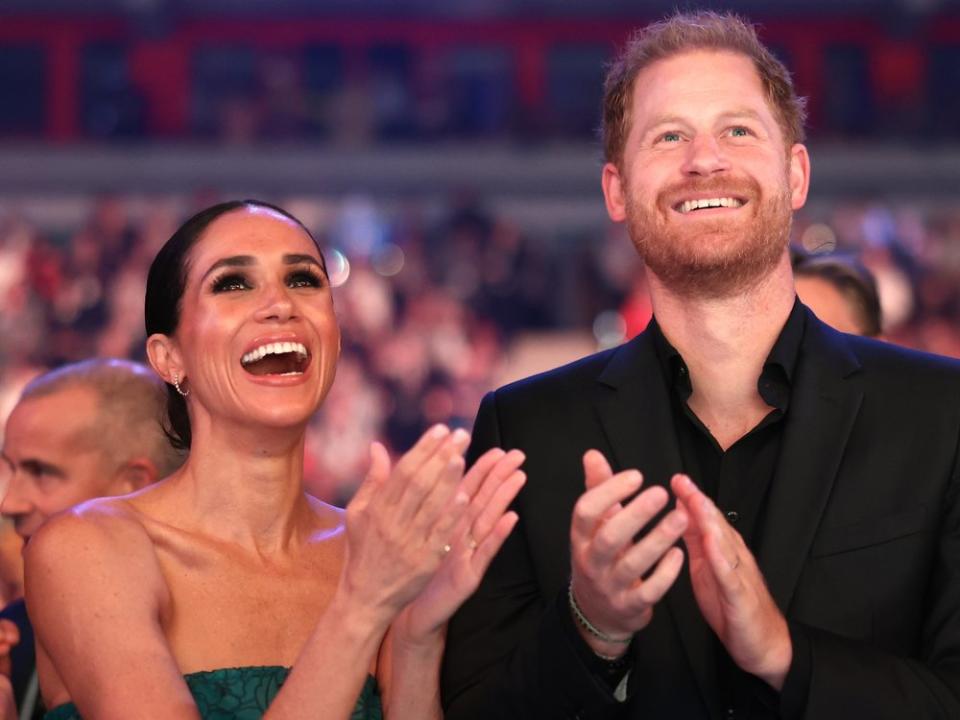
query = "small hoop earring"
xmin=172 ymin=372 xmax=190 ymax=397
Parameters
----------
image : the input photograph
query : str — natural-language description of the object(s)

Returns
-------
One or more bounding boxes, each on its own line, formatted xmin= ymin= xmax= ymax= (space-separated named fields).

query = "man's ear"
xmin=146 ymin=333 xmax=182 ymax=386
xmin=601 ymin=162 xmax=628 ymax=223
xmin=109 ymin=458 xmax=160 ymax=495
xmin=788 ymin=143 xmax=811 ymax=211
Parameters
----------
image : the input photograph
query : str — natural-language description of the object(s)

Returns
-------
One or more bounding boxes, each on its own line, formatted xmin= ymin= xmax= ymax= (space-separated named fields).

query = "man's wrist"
xmin=568 ymin=580 xmax=634 ymax=659
xmin=756 ymin=622 xmax=793 ymax=691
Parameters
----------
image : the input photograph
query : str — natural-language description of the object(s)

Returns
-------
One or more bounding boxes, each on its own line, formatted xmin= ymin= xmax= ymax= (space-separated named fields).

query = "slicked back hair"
xmin=144 ymin=199 xmax=326 ymax=450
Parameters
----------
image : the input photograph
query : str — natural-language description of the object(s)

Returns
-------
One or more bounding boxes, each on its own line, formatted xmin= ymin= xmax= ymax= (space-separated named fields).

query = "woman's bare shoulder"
xmin=25 ymin=494 xmax=167 ymax=609
xmin=29 ymin=494 xmax=151 ymax=554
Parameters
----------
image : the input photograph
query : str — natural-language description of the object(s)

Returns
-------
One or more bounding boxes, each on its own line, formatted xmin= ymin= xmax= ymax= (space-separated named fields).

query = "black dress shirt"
xmin=647 ymin=298 xmax=811 ymax=719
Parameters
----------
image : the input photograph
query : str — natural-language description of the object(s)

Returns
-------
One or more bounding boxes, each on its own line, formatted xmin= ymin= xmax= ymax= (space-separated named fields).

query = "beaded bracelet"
xmin=567 ymin=581 xmax=634 ymax=648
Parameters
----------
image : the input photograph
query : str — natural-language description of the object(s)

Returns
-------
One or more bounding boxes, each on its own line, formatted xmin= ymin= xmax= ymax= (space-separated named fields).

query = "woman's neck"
xmin=167 ymin=416 xmax=316 ymax=554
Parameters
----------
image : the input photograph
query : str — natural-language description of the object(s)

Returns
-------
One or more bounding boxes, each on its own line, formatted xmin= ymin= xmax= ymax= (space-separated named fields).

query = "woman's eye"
xmin=211 ymin=273 xmax=251 ymax=293
xmin=287 ymin=270 xmax=322 ymax=289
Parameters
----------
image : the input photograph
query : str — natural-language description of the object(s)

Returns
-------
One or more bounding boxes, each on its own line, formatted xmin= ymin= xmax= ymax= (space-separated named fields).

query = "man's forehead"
xmin=7 ymin=386 xmax=99 ymax=448
xmin=630 ymin=50 xmax=770 ymax=116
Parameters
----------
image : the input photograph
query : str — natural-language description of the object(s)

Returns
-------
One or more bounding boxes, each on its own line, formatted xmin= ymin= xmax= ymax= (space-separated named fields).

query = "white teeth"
xmin=241 ymin=341 xmax=309 ymax=366
xmin=678 ymin=197 xmax=744 ymax=214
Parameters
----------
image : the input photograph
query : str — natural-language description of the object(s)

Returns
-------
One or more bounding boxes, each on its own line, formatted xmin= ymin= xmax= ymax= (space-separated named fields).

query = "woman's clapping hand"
xmin=338 ymin=425 xmax=474 ymax=626
xmin=393 ymin=447 xmax=526 ymax=644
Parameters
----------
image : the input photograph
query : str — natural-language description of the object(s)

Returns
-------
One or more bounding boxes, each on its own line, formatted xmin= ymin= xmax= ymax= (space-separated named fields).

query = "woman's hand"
xmin=337 ymin=425 xmax=474 ymax=628
xmin=391 ymin=447 xmax=526 ymax=645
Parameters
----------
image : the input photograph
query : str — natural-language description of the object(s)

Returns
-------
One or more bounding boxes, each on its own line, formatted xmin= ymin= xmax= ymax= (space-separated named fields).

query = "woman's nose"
xmin=254 ymin=283 xmax=296 ymax=322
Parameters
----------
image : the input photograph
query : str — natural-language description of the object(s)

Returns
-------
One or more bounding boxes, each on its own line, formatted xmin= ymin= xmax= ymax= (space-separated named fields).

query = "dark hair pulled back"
xmin=145 ymin=199 xmax=325 ymax=450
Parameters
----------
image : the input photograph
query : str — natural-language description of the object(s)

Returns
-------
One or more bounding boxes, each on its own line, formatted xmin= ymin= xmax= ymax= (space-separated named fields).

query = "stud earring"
xmin=173 ymin=372 xmax=190 ymax=397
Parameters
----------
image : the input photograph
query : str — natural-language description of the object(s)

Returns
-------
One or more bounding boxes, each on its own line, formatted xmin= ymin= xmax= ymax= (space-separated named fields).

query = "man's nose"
xmin=0 ymin=471 xmax=32 ymax=518
xmin=681 ymin=134 xmax=731 ymax=176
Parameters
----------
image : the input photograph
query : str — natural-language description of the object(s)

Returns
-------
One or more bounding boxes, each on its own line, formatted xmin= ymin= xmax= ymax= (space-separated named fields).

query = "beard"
xmin=625 ymin=174 xmax=793 ymax=300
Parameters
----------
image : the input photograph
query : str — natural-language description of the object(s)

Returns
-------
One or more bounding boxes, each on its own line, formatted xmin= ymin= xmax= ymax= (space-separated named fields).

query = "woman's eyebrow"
xmin=283 ymin=254 xmax=323 ymax=268
xmin=200 ymin=255 xmax=255 ymax=282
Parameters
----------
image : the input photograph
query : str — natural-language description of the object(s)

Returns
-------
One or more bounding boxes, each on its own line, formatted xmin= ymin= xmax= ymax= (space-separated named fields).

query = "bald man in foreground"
xmin=0 ymin=359 xmax=184 ymax=719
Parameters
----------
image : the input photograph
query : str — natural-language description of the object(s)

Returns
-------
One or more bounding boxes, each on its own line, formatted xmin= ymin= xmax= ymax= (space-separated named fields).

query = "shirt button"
xmin=725 ymin=510 xmax=739 ymax=525
xmin=725 ymin=708 xmax=736 ymax=719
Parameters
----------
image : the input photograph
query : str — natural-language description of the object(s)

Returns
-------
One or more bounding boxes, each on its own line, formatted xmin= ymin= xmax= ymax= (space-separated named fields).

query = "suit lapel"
xmin=593 ymin=331 xmax=682 ymax=489
xmin=593 ymin=331 xmax=719 ymax=716
xmin=758 ymin=312 xmax=864 ymax=610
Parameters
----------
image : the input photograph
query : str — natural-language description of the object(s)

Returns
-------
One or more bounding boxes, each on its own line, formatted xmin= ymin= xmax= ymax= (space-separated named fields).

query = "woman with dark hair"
xmin=24 ymin=201 xmax=526 ymax=719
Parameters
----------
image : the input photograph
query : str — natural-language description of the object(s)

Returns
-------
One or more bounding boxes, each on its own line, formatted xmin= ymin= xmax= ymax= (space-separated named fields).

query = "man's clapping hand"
xmin=672 ymin=474 xmax=792 ymax=689
xmin=568 ymin=450 xmax=689 ymax=657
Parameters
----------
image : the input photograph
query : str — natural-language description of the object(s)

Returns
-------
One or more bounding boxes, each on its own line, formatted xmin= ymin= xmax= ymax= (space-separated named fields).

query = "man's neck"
xmin=649 ymin=254 xmax=796 ymax=450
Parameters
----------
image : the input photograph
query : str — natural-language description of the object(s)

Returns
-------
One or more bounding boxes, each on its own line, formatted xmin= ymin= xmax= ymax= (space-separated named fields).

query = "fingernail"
xmin=430 ymin=424 xmax=450 ymax=438
xmin=452 ymin=428 xmax=470 ymax=446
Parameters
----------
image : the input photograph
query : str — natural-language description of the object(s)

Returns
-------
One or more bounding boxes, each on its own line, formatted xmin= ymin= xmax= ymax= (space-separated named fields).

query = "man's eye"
xmin=729 ymin=126 xmax=751 ymax=137
xmin=211 ymin=273 xmax=251 ymax=293
xmin=660 ymin=131 xmax=682 ymax=143
xmin=287 ymin=270 xmax=322 ymax=289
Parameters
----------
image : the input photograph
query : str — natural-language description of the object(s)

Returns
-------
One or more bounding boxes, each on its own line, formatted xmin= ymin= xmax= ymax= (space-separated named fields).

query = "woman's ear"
xmin=146 ymin=333 xmax=182 ymax=385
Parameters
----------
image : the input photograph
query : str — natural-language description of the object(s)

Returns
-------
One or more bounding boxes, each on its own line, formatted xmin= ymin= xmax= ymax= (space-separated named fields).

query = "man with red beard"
xmin=442 ymin=11 xmax=960 ymax=720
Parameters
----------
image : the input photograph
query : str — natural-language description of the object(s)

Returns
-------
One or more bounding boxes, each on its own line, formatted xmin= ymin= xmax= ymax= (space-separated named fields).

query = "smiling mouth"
xmin=675 ymin=197 xmax=746 ymax=214
xmin=241 ymin=342 xmax=310 ymax=376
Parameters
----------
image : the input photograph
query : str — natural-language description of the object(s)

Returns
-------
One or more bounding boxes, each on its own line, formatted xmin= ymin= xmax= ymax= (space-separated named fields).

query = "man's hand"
xmin=671 ymin=474 xmax=792 ymax=689
xmin=569 ymin=450 xmax=688 ymax=657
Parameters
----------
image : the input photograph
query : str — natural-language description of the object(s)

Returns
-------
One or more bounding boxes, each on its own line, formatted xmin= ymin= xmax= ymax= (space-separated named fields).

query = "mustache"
xmin=658 ymin=177 xmax=760 ymax=208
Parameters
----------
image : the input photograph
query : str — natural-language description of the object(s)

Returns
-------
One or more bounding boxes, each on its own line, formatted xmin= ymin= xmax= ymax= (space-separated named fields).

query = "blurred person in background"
xmin=25 ymin=200 xmax=525 ymax=720
xmin=791 ymin=250 xmax=883 ymax=337
xmin=0 ymin=358 xmax=186 ymax=720
xmin=443 ymin=11 xmax=960 ymax=720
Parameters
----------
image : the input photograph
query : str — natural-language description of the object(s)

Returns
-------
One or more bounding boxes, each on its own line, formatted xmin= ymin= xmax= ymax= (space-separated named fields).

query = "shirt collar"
xmin=648 ymin=297 xmax=807 ymax=409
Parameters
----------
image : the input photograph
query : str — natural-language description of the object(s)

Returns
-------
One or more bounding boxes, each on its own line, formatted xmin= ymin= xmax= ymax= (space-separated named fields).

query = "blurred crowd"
xmin=0 ymin=193 xmax=958 ymax=512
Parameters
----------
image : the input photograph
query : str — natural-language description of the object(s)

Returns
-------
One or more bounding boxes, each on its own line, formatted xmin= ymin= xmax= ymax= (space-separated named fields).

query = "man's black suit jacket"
xmin=442 ymin=308 xmax=960 ymax=720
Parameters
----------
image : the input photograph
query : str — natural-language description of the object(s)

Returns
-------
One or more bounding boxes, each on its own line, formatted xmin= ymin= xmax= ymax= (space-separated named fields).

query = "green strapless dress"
xmin=44 ymin=666 xmax=382 ymax=720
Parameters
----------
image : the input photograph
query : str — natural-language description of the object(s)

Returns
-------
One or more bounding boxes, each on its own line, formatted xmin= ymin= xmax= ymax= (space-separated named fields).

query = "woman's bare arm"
xmin=26 ymin=506 xmax=202 ymax=719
